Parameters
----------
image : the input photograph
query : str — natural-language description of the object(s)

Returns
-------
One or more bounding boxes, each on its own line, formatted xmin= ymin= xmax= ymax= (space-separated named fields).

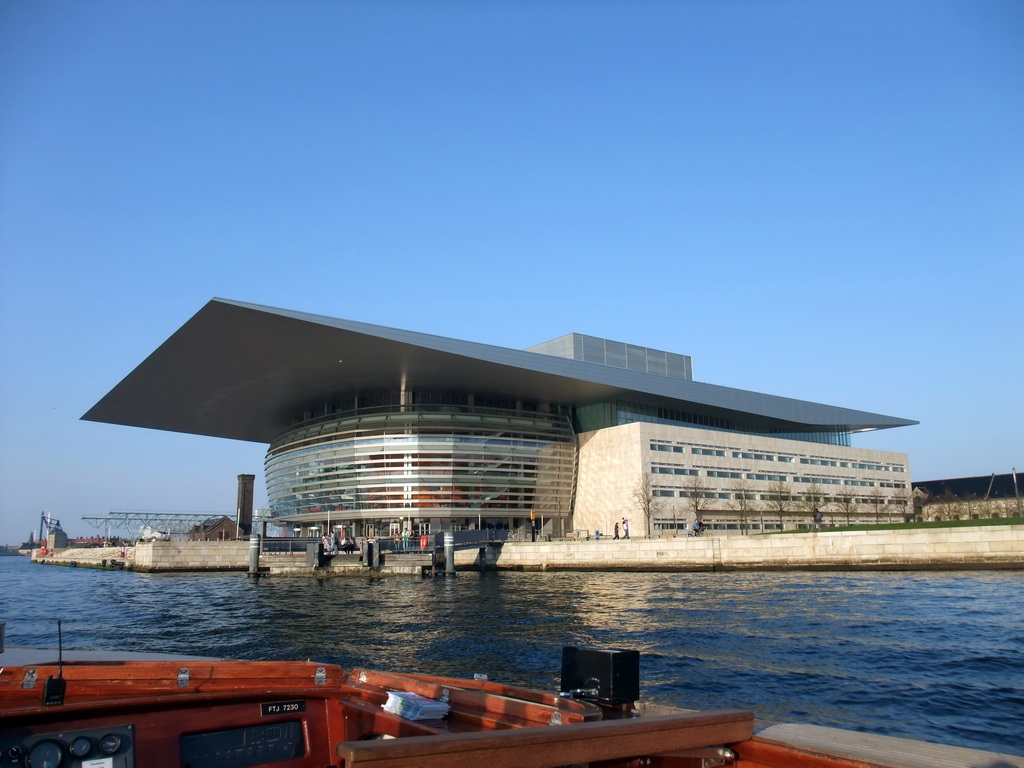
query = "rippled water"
xmin=1 ymin=557 xmax=1021 ymax=755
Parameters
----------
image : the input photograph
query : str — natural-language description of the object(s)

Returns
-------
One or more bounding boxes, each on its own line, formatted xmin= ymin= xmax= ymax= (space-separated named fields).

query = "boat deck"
xmin=1 ymin=655 xmax=1020 ymax=768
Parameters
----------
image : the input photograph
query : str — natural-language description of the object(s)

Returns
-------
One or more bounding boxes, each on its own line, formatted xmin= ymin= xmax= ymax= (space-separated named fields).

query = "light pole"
xmin=1013 ymin=468 xmax=1022 ymax=518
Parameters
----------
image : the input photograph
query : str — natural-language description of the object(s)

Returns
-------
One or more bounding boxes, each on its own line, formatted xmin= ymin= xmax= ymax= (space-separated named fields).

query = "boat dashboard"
xmin=2 ymin=690 xmax=355 ymax=768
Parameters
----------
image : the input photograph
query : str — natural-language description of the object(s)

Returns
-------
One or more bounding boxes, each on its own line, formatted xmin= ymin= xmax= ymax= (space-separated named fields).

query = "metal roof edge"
xmin=209 ymin=299 xmax=917 ymax=430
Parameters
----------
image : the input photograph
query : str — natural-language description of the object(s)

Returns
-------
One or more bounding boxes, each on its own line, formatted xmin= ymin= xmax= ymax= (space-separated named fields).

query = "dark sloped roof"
xmin=913 ymin=473 xmax=1022 ymax=500
xmin=82 ymin=298 xmax=917 ymax=444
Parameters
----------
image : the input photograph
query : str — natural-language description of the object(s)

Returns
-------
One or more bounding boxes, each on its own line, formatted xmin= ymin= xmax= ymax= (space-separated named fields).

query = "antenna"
xmin=42 ymin=620 xmax=66 ymax=706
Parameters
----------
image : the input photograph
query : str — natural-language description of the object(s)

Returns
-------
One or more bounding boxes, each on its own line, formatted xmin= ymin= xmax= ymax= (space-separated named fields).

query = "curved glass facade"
xmin=265 ymin=404 xmax=577 ymax=529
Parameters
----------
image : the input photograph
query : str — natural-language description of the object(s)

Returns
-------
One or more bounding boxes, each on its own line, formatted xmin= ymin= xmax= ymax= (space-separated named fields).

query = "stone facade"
xmin=574 ymin=423 xmax=645 ymax=535
xmin=573 ymin=422 xmax=911 ymax=538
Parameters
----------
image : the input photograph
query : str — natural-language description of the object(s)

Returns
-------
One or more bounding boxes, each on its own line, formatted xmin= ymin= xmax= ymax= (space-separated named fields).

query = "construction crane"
xmin=984 ymin=473 xmax=996 ymax=500
xmin=38 ymin=512 xmax=64 ymax=540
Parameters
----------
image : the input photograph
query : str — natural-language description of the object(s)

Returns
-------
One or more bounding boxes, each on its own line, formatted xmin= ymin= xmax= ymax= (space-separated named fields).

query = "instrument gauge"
xmin=70 ymin=736 xmax=93 ymax=757
xmin=99 ymin=733 xmax=122 ymax=754
xmin=26 ymin=740 xmax=63 ymax=768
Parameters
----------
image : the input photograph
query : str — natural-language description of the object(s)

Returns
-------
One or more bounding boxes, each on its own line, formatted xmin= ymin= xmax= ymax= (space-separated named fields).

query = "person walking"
xmin=622 ymin=517 xmax=630 ymax=539
xmin=613 ymin=522 xmax=620 ymax=539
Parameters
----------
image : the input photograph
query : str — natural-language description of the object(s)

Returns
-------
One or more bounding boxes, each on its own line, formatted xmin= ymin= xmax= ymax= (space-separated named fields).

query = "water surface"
xmin=1 ymin=558 xmax=1020 ymax=755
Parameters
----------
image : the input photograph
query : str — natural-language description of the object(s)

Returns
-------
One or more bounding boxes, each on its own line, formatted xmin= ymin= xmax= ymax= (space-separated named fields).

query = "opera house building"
xmin=84 ymin=299 xmax=917 ymax=539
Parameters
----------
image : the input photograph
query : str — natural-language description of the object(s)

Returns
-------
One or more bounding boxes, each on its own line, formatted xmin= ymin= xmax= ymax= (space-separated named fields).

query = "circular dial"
xmin=70 ymin=736 xmax=93 ymax=757
xmin=99 ymin=733 xmax=122 ymax=755
xmin=27 ymin=740 xmax=63 ymax=768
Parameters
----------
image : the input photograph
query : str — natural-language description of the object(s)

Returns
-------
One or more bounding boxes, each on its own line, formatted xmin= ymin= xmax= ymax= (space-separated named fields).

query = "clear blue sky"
xmin=1 ymin=1 xmax=1021 ymax=545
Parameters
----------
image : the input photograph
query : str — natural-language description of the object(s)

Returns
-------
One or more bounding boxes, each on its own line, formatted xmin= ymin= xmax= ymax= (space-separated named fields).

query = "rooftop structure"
xmin=526 ymin=333 xmax=693 ymax=381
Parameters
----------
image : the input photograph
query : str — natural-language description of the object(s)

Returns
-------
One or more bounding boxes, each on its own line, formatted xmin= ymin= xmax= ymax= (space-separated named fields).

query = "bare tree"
xmin=834 ymin=490 xmax=860 ymax=526
xmin=868 ymin=487 xmax=886 ymax=524
xmin=764 ymin=480 xmax=793 ymax=531
xmin=961 ymin=492 xmax=980 ymax=521
xmin=683 ymin=473 xmax=712 ymax=529
xmin=931 ymin=489 xmax=960 ymax=521
xmin=730 ymin=478 xmax=758 ymax=535
xmin=631 ymin=472 xmax=660 ymax=537
xmin=891 ymin=489 xmax=911 ymax=523
xmin=797 ymin=482 xmax=826 ymax=528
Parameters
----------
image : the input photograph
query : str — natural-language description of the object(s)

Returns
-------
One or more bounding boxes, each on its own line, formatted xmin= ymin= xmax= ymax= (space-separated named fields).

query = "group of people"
xmin=605 ymin=517 xmax=716 ymax=538
xmin=320 ymin=532 xmax=358 ymax=555
xmin=600 ymin=509 xmax=825 ymax=539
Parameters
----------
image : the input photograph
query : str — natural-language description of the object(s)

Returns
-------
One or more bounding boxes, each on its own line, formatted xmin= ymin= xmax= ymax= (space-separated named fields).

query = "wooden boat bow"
xmin=1 ymin=652 xmax=1019 ymax=768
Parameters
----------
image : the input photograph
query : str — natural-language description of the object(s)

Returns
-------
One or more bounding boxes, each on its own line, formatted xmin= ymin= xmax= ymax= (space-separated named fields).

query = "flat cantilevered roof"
xmin=82 ymin=298 xmax=917 ymax=444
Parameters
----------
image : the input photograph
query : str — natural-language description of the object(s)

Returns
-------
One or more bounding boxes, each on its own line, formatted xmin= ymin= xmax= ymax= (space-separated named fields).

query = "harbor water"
xmin=0 ymin=556 xmax=1020 ymax=756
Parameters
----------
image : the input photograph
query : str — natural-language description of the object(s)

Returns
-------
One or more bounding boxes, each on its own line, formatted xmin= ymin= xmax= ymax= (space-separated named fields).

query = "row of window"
xmin=618 ymin=401 xmax=854 ymax=446
xmin=649 ymin=441 xmax=906 ymax=474
xmin=305 ymin=393 xmax=572 ymax=418
xmin=267 ymin=450 xmax=576 ymax=492
xmin=792 ymin=477 xmax=907 ymax=489
xmin=653 ymin=521 xmax=786 ymax=531
xmin=279 ymin=408 xmax=574 ymax=454
xmin=650 ymin=465 xmax=911 ymax=490
xmin=801 ymin=458 xmax=904 ymax=472
xmin=652 ymin=488 xmax=906 ymax=504
xmin=617 ymin=404 xmax=735 ymax=432
xmin=734 ymin=451 xmax=781 ymax=461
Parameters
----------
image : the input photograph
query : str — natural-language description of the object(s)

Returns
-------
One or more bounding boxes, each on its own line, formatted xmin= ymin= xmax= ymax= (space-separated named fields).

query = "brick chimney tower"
xmin=236 ymin=474 xmax=256 ymax=536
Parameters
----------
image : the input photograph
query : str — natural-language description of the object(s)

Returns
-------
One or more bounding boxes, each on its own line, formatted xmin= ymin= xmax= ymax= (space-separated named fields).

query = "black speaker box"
xmin=560 ymin=646 xmax=640 ymax=705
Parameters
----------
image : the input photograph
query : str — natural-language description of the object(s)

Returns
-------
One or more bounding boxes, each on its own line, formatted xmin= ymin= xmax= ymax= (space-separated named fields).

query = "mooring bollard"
xmin=444 ymin=532 xmax=455 ymax=575
xmin=248 ymin=531 xmax=261 ymax=578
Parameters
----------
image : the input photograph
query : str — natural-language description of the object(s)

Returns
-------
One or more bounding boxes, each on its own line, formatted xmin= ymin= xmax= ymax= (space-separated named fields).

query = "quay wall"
xmin=464 ymin=525 xmax=1024 ymax=571
xmin=31 ymin=544 xmax=407 ymax=574
xmin=131 ymin=541 xmax=250 ymax=571
xmin=30 ymin=526 xmax=1024 ymax=573
xmin=32 ymin=542 xmax=250 ymax=572
xmin=31 ymin=546 xmax=127 ymax=568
